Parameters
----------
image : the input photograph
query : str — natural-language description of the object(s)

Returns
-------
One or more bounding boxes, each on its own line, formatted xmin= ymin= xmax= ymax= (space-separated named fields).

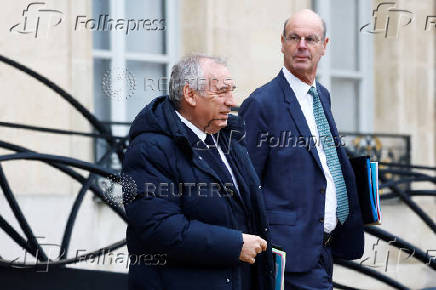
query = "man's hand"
xmin=239 ymin=233 xmax=267 ymax=264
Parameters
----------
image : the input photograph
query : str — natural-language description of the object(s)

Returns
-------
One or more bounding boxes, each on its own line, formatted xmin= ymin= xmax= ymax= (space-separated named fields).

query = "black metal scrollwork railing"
xmin=0 ymin=54 xmax=434 ymax=290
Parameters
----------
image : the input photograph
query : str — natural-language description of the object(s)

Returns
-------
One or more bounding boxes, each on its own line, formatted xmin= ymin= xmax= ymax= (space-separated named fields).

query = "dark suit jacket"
xmin=122 ymin=96 xmax=274 ymax=290
xmin=239 ymin=70 xmax=364 ymax=273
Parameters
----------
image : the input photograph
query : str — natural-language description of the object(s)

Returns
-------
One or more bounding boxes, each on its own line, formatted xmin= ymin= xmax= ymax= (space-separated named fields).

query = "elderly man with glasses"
xmin=240 ymin=9 xmax=364 ymax=289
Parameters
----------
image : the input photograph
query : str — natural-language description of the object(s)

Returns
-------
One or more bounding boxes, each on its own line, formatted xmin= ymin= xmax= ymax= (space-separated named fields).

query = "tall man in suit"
xmin=239 ymin=9 xmax=364 ymax=289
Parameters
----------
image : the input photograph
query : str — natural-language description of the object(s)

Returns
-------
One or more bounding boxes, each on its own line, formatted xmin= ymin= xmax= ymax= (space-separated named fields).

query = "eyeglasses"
xmin=284 ymin=33 xmax=321 ymax=46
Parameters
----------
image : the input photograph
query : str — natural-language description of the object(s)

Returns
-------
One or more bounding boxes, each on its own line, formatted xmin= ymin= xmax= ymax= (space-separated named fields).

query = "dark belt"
xmin=323 ymin=231 xmax=334 ymax=247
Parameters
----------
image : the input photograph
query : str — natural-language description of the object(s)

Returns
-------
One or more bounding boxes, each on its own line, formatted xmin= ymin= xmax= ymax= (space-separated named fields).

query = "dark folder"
xmin=349 ymin=156 xmax=381 ymax=225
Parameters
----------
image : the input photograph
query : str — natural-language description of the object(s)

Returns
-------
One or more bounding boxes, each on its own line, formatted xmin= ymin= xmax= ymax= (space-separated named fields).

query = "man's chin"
xmin=203 ymin=121 xmax=226 ymax=134
xmin=211 ymin=120 xmax=228 ymax=133
xmin=293 ymin=62 xmax=310 ymax=69
xmin=290 ymin=63 xmax=312 ymax=77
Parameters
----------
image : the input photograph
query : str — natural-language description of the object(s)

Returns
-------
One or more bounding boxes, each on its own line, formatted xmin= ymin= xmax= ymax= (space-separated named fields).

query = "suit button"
xmin=320 ymin=188 xmax=325 ymax=194
xmin=264 ymin=227 xmax=268 ymax=232
xmin=226 ymin=278 xmax=231 ymax=283
xmin=258 ymin=185 xmax=262 ymax=190
xmin=319 ymin=218 xmax=324 ymax=223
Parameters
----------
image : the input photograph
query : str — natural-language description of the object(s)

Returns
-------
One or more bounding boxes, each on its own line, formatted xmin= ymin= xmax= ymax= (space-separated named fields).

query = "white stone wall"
xmin=373 ymin=0 xmax=435 ymax=167
xmin=180 ymin=0 xmax=311 ymax=105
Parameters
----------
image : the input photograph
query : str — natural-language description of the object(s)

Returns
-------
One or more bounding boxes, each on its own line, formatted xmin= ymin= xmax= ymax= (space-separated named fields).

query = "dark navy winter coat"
xmin=122 ymin=96 xmax=274 ymax=290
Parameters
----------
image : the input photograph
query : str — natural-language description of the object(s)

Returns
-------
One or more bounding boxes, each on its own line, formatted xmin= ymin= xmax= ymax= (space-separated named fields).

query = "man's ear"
xmin=281 ymin=34 xmax=285 ymax=54
xmin=182 ymin=84 xmax=196 ymax=106
xmin=321 ymin=37 xmax=329 ymax=56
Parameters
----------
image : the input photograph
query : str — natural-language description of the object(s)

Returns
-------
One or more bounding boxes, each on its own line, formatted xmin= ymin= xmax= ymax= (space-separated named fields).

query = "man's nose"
xmin=296 ymin=38 xmax=308 ymax=49
xmin=225 ymin=93 xmax=237 ymax=107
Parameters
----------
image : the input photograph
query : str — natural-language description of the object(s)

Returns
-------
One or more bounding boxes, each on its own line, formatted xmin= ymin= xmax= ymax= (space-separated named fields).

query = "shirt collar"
xmin=282 ymin=66 xmax=316 ymax=101
xmin=175 ymin=111 xmax=207 ymax=142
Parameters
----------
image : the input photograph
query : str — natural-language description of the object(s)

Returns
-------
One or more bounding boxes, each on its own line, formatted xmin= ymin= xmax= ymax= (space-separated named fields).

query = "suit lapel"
xmin=277 ymin=71 xmax=323 ymax=172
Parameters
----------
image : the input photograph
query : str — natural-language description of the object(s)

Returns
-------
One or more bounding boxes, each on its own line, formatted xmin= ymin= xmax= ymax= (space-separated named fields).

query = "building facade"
xmin=0 ymin=0 xmax=434 ymax=288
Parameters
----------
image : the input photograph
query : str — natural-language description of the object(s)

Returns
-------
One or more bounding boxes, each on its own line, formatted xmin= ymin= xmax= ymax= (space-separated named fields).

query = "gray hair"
xmin=169 ymin=54 xmax=227 ymax=109
xmin=282 ymin=18 xmax=327 ymax=39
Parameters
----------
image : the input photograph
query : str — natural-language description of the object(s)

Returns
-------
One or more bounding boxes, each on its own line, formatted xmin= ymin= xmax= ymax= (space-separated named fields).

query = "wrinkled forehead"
xmin=285 ymin=14 xmax=324 ymax=37
xmin=201 ymin=60 xmax=235 ymax=90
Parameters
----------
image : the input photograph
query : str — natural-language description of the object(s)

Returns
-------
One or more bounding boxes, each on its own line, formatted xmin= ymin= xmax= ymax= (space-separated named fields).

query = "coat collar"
xmin=161 ymin=97 xmax=247 ymax=187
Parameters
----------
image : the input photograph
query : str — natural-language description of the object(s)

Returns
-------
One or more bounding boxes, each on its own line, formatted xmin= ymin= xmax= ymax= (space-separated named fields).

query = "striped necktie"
xmin=308 ymin=86 xmax=349 ymax=224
